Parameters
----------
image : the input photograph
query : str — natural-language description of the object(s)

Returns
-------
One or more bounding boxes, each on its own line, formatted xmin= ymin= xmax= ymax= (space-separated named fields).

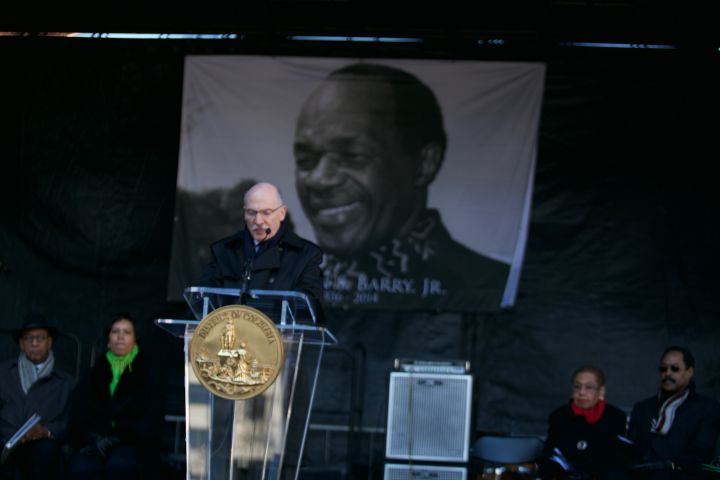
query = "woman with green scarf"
xmin=66 ymin=314 xmax=164 ymax=480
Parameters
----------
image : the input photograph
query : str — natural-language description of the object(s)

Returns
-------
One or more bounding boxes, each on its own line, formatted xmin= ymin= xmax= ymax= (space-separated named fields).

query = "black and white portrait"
xmin=169 ymin=56 xmax=545 ymax=312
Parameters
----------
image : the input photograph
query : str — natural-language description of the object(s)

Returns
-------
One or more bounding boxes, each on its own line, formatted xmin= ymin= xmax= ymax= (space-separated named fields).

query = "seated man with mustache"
xmin=293 ymin=63 xmax=509 ymax=312
xmin=628 ymin=346 xmax=720 ymax=479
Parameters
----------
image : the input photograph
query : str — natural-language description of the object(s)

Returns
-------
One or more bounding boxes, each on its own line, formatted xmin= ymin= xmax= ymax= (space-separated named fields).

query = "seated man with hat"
xmin=0 ymin=312 xmax=74 ymax=480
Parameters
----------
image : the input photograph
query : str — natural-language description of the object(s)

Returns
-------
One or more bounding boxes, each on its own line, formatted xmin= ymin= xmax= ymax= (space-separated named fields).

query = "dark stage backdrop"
xmin=1 ymin=39 xmax=718 ymax=465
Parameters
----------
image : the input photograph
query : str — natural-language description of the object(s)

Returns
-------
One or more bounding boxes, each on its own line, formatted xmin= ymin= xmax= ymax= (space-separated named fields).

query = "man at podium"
xmin=198 ymin=181 xmax=324 ymax=308
xmin=191 ymin=182 xmax=326 ymax=478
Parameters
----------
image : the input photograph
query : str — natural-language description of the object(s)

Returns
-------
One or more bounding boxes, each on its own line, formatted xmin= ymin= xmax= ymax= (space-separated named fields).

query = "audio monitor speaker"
xmin=384 ymin=463 xmax=467 ymax=480
xmin=385 ymin=372 xmax=472 ymax=462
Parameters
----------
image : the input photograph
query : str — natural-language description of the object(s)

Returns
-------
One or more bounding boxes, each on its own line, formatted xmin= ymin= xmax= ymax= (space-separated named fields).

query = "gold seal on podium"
xmin=189 ymin=305 xmax=285 ymax=400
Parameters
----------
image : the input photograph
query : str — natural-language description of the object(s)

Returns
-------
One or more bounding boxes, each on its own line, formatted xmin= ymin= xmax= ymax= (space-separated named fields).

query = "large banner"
xmin=169 ymin=56 xmax=545 ymax=312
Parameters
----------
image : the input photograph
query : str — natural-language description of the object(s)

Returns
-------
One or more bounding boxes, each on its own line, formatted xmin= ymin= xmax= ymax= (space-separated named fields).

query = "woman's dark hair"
xmin=104 ymin=312 xmax=138 ymax=341
xmin=571 ymin=365 xmax=606 ymax=387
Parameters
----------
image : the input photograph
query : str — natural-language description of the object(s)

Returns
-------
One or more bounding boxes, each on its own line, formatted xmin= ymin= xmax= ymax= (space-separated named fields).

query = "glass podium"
xmin=156 ymin=287 xmax=337 ymax=480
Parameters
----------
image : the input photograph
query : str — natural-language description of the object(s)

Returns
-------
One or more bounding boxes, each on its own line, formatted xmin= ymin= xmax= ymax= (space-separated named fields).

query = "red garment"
xmin=571 ymin=399 xmax=606 ymax=424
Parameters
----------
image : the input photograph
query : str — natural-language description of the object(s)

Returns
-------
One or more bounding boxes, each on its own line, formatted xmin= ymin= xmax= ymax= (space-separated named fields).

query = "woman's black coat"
xmin=66 ymin=349 xmax=164 ymax=450
xmin=539 ymin=402 xmax=628 ymax=478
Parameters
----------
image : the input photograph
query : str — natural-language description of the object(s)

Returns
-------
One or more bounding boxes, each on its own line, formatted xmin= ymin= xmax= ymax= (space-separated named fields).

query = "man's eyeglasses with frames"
xmin=658 ymin=365 xmax=682 ymax=373
xmin=243 ymin=205 xmax=284 ymax=219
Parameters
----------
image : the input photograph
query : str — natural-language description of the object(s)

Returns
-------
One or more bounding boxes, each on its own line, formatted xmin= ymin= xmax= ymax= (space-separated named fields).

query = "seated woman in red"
xmin=539 ymin=365 xmax=631 ymax=480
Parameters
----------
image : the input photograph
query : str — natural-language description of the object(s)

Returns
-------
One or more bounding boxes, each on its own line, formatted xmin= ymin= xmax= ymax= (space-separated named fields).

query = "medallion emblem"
xmin=189 ymin=305 xmax=284 ymax=400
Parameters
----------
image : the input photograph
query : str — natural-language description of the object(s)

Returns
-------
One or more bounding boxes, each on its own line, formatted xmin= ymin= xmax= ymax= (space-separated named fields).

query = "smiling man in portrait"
xmin=293 ymin=63 xmax=510 ymax=311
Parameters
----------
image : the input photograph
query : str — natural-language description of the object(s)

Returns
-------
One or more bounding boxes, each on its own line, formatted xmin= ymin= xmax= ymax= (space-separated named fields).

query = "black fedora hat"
xmin=13 ymin=312 xmax=58 ymax=342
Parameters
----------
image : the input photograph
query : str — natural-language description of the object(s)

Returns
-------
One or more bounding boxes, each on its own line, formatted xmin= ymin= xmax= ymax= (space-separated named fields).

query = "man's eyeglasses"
xmin=21 ymin=334 xmax=48 ymax=343
xmin=243 ymin=205 xmax=284 ymax=219
xmin=658 ymin=365 xmax=681 ymax=373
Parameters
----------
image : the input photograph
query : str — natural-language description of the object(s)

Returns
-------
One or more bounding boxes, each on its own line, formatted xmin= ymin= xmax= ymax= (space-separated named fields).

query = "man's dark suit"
xmin=199 ymin=227 xmax=323 ymax=301
xmin=628 ymin=387 xmax=720 ymax=479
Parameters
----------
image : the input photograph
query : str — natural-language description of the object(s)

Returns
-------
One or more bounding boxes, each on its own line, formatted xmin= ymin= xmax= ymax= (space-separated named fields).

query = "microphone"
xmin=240 ymin=226 xmax=272 ymax=305
xmin=240 ymin=226 xmax=269 ymax=304
xmin=240 ymin=257 xmax=252 ymax=305
xmin=254 ymin=226 xmax=271 ymax=242
xmin=257 ymin=227 xmax=271 ymax=244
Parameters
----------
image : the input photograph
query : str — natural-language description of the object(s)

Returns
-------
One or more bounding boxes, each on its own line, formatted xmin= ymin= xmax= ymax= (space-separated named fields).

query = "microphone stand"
xmin=239 ymin=258 xmax=252 ymax=305
xmin=239 ymin=227 xmax=272 ymax=305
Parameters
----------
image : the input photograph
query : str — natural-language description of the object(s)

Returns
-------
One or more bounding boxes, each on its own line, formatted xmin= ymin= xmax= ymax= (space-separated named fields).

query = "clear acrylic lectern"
xmin=156 ymin=286 xmax=337 ymax=480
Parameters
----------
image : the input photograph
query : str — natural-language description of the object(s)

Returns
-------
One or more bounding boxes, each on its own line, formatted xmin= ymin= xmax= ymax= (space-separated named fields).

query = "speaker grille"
xmin=384 ymin=463 xmax=467 ymax=480
xmin=386 ymin=373 xmax=472 ymax=462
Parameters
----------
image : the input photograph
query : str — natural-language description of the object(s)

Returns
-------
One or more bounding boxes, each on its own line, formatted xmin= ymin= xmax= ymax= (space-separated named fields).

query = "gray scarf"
xmin=18 ymin=351 xmax=55 ymax=394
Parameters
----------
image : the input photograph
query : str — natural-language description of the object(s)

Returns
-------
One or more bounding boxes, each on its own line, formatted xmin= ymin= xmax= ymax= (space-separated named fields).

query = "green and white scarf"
xmin=105 ymin=344 xmax=139 ymax=397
